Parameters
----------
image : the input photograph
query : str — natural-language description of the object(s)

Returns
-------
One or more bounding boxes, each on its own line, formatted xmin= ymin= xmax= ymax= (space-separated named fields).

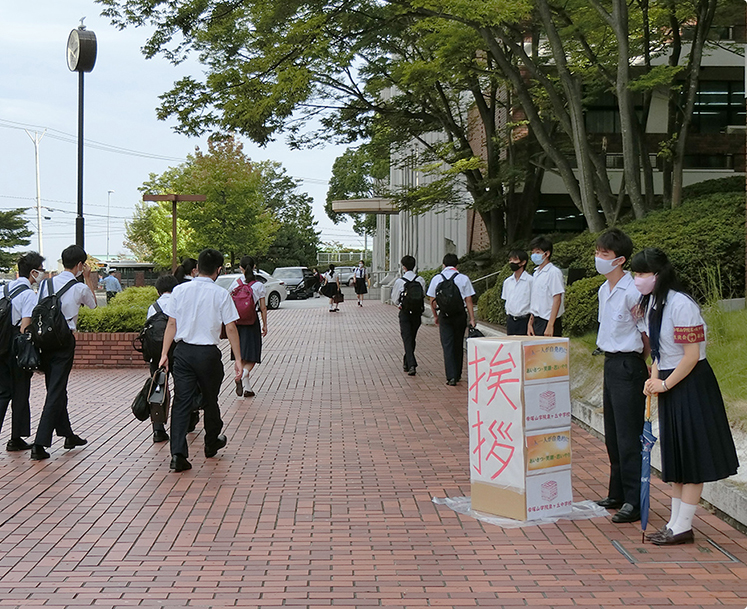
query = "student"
xmin=321 ymin=264 xmax=341 ymax=312
xmin=159 ymin=248 xmax=243 ymax=472
xmin=634 ymin=248 xmax=738 ymax=545
xmin=594 ymin=229 xmax=649 ymax=524
xmin=427 ymin=253 xmax=477 ymax=386
xmin=353 ymin=260 xmax=368 ymax=307
xmin=146 ymin=274 xmax=180 ymax=443
xmin=501 ymin=249 xmax=533 ymax=335
xmin=228 ymin=256 xmax=268 ymax=398
xmin=174 ymin=258 xmax=198 ymax=284
xmin=102 ymin=269 xmax=123 ymax=303
xmin=31 ymin=245 xmax=98 ymax=461
xmin=391 ymin=255 xmax=426 ymax=376
xmin=528 ymin=236 xmax=565 ymax=337
xmin=0 ymin=252 xmax=45 ymax=452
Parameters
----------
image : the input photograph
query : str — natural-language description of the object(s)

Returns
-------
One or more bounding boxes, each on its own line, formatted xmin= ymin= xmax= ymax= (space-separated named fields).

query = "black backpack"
xmin=399 ymin=276 xmax=425 ymax=314
xmin=31 ymin=278 xmax=78 ymax=351
xmin=0 ymin=283 xmax=31 ymax=356
xmin=133 ymin=302 xmax=169 ymax=363
xmin=435 ymin=272 xmax=465 ymax=318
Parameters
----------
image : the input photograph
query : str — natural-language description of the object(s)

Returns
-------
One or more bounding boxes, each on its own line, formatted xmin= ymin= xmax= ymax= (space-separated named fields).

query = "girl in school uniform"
xmin=632 ymin=248 xmax=738 ymax=546
xmin=321 ymin=264 xmax=341 ymax=312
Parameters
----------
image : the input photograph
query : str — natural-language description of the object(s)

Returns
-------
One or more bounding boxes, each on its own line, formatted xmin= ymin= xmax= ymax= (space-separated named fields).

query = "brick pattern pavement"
xmin=0 ymin=299 xmax=745 ymax=608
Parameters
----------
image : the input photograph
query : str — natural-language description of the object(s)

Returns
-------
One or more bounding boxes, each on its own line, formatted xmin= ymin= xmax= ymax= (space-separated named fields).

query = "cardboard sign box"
xmin=467 ymin=337 xmax=573 ymax=521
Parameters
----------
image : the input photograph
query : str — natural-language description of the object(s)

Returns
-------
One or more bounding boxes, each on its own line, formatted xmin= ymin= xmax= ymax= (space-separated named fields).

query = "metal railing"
xmin=471 ymin=270 xmax=503 ymax=291
xmin=318 ymin=251 xmax=371 ymax=265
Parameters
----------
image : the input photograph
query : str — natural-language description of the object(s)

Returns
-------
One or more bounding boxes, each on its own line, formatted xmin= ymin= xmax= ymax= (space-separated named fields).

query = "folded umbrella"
xmin=640 ymin=394 xmax=657 ymax=543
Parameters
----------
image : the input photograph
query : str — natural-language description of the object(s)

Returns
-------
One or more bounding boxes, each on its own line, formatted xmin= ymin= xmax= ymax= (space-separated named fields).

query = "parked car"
xmin=271 ymin=266 xmax=315 ymax=299
xmin=215 ymin=270 xmax=287 ymax=310
xmin=335 ymin=266 xmax=356 ymax=286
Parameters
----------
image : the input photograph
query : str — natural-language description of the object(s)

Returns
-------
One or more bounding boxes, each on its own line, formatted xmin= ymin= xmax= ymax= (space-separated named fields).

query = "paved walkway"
xmin=0 ymin=297 xmax=745 ymax=608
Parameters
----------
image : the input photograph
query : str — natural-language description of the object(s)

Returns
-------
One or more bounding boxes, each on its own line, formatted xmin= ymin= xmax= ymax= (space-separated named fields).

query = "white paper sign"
xmin=525 ymin=469 xmax=573 ymax=520
xmin=523 ymin=381 xmax=572 ymax=431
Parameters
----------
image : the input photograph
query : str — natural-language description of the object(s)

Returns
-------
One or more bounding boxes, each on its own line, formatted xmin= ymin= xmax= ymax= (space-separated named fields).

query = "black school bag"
xmin=399 ymin=276 xmax=425 ymax=314
xmin=0 ymin=284 xmax=31 ymax=356
xmin=31 ymin=278 xmax=79 ymax=351
xmin=435 ymin=272 xmax=465 ymax=318
xmin=133 ymin=302 xmax=169 ymax=363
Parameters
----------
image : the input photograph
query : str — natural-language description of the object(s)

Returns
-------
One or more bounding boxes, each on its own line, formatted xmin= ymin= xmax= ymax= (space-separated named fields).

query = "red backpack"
xmin=231 ymin=279 xmax=257 ymax=325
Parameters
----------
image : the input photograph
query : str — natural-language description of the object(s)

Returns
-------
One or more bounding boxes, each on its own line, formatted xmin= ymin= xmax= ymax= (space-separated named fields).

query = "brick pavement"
xmin=0 ymin=298 xmax=745 ymax=608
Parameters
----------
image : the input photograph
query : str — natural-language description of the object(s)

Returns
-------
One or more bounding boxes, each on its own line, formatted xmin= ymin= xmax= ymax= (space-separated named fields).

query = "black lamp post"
xmin=66 ymin=20 xmax=97 ymax=248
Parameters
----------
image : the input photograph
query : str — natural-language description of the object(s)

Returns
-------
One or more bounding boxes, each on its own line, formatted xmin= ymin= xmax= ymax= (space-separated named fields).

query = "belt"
xmin=508 ymin=314 xmax=530 ymax=321
xmin=604 ymin=351 xmax=644 ymax=359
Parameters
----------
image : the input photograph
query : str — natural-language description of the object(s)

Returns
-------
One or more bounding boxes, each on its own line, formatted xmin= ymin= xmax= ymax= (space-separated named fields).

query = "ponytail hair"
xmin=240 ymin=255 xmax=256 ymax=283
xmin=174 ymin=257 xmax=197 ymax=282
xmin=328 ymin=264 xmax=335 ymax=277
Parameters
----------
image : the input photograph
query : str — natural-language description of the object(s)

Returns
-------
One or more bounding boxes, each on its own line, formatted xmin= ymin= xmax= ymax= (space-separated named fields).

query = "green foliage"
xmin=77 ymin=287 xmax=158 ymax=333
xmin=680 ymin=176 xmax=745 ymax=199
xmin=0 ymin=209 xmax=32 ymax=272
xmin=562 ymin=275 xmax=605 ymax=337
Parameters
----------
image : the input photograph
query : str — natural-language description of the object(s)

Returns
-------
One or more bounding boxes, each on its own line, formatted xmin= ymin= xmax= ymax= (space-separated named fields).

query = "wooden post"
xmin=143 ymin=194 xmax=206 ymax=273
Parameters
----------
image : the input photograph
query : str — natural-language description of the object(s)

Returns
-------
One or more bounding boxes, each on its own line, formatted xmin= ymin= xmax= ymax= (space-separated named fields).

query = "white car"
xmin=215 ymin=270 xmax=287 ymax=310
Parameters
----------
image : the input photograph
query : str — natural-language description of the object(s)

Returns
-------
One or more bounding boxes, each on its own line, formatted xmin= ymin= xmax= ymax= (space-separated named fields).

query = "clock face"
xmin=66 ymin=28 xmax=96 ymax=72
xmin=67 ymin=30 xmax=80 ymax=71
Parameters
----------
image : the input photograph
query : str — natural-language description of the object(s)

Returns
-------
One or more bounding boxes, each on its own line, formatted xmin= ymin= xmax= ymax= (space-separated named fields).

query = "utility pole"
xmin=143 ymin=194 xmax=206 ymax=272
xmin=107 ymin=190 xmax=114 ymax=262
xmin=25 ymin=130 xmax=45 ymax=256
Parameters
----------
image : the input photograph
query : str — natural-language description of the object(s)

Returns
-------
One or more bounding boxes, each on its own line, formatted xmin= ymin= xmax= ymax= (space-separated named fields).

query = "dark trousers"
xmin=106 ymin=291 xmax=117 ymax=303
xmin=170 ymin=343 xmax=224 ymax=458
xmin=439 ymin=313 xmax=468 ymax=381
xmin=603 ymin=352 xmax=647 ymax=507
xmin=35 ymin=338 xmax=76 ymax=447
xmin=506 ymin=315 xmax=530 ymax=336
xmin=0 ymin=333 xmax=32 ymax=439
xmin=533 ymin=315 xmax=563 ymax=337
xmin=399 ymin=309 xmax=422 ymax=370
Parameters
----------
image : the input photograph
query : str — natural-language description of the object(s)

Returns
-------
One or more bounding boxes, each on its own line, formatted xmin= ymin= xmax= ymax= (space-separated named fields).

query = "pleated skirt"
xmin=354 ymin=277 xmax=368 ymax=294
xmin=658 ymin=359 xmax=739 ymax=484
xmin=235 ymin=322 xmax=262 ymax=364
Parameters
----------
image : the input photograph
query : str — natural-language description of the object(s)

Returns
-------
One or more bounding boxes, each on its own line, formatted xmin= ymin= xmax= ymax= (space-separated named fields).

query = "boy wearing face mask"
xmin=594 ymin=228 xmax=650 ymax=524
xmin=528 ymin=236 xmax=565 ymax=337
xmin=501 ymin=249 xmax=533 ymax=335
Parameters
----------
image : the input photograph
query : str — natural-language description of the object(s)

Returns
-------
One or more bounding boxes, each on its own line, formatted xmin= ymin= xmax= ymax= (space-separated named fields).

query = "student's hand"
xmin=159 ymin=353 xmax=169 ymax=372
xmin=527 ymin=324 xmax=535 ymax=336
xmin=543 ymin=326 xmax=554 ymax=337
xmin=234 ymin=360 xmax=243 ymax=382
xmin=644 ymin=378 xmax=666 ymax=395
xmin=82 ymin=263 xmax=91 ymax=279
xmin=262 ymin=326 xmax=268 ymax=337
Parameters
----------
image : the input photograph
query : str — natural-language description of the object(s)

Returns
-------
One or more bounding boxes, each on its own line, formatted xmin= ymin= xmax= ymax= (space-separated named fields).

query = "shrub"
xmin=681 ymin=176 xmax=744 ymax=199
xmin=77 ymin=286 xmax=158 ymax=333
xmin=563 ymin=275 xmax=605 ymax=337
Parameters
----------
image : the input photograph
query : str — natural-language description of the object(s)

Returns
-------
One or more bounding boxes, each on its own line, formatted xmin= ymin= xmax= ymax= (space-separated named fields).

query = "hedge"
xmin=77 ymin=286 xmax=157 ymax=333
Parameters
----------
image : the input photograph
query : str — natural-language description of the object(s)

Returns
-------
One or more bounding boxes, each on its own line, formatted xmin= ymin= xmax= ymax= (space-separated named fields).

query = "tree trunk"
xmin=478 ymin=208 xmax=505 ymax=256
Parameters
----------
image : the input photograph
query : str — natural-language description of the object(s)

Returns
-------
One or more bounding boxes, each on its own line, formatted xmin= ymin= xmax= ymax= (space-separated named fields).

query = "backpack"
xmin=0 ymin=283 xmax=31 ymax=356
xmin=399 ymin=276 xmax=425 ymax=314
xmin=435 ymin=272 xmax=465 ymax=318
xmin=231 ymin=279 xmax=257 ymax=325
xmin=134 ymin=302 xmax=169 ymax=363
xmin=30 ymin=278 xmax=78 ymax=351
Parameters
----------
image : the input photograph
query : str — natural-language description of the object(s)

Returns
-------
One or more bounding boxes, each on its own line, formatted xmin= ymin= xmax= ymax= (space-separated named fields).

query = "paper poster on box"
xmin=523 ymin=340 xmax=569 ymax=383
xmin=525 ymin=469 xmax=574 ymax=520
xmin=526 ymin=427 xmax=572 ymax=474
xmin=523 ymin=381 xmax=572 ymax=431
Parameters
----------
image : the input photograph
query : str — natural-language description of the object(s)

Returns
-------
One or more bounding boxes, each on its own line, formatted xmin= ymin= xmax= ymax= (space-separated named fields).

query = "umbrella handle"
xmin=645 ymin=394 xmax=651 ymax=421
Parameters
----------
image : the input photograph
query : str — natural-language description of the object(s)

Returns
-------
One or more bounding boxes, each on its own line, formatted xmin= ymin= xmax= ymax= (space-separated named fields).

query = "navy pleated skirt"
xmin=234 ymin=322 xmax=262 ymax=364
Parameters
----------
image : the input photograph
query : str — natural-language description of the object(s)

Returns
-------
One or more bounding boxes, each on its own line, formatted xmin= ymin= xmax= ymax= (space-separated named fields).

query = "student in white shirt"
xmin=594 ymin=229 xmax=649 ymax=524
xmin=634 ymin=248 xmax=738 ymax=546
xmin=391 ymin=255 xmax=427 ymax=375
xmin=159 ymin=249 xmax=243 ymax=472
xmin=353 ymin=260 xmax=368 ymax=307
xmin=31 ymin=245 xmax=98 ymax=461
xmin=0 ymin=252 xmax=45 ymax=452
xmin=321 ymin=265 xmax=341 ymax=312
xmin=501 ymin=249 xmax=533 ymax=335
xmin=427 ymin=253 xmax=476 ymax=386
xmin=528 ymin=236 xmax=565 ymax=337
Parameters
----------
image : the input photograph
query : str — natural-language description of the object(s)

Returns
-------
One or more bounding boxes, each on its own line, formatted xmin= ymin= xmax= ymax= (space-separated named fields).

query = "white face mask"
xmin=595 ymin=256 xmax=622 ymax=276
xmin=75 ymin=267 xmax=84 ymax=278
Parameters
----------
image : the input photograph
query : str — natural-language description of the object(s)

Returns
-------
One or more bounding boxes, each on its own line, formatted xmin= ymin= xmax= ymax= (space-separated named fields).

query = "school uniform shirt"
xmin=530 ymin=262 xmax=565 ymax=320
xmin=645 ymin=290 xmax=707 ymax=371
xmin=227 ymin=277 xmax=267 ymax=304
xmin=323 ymin=271 xmax=339 ymax=284
xmin=165 ymin=276 xmax=239 ymax=345
xmin=596 ymin=272 xmax=646 ymax=354
xmin=147 ymin=293 xmax=172 ymax=319
xmin=8 ymin=277 xmax=38 ymax=327
xmin=391 ymin=271 xmax=427 ymax=307
xmin=354 ymin=266 xmax=367 ymax=279
xmin=426 ymin=267 xmax=476 ymax=300
xmin=37 ymin=271 xmax=97 ymax=331
xmin=501 ymin=271 xmax=533 ymax=317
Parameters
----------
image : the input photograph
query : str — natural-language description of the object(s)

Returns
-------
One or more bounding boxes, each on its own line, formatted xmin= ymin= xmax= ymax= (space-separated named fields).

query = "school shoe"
xmin=188 ymin=410 xmax=200 ymax=433
xmin=170 ymin=454 xmax=192 ymax=472
xmin=611 ymin=503 xmax=640 ymax=523
xmin=596 ymin=497 xmax=624 ymax=509
xmin=153 ymin=430 xmax=169 ymax=443
xmin=205 ymin=434 xmax=227 ymax=458
xmin=446 ymin=379 xmax=457 ymax=386
xmin=408 ymin=367 xmax=417 ymax=376
xmin=235 ymin=378 xmax=243 ymax=396
xmin=651 ymin=529 xmax=694 ymax=546
xmin=30 ymin=445 xmax=50 ymax=460
xmin=6 ymin=438 xmax=32 ymax=451
xmin=646 ymin=526 xmax=672 ymax=542
xmin=64 ymin=435 xmax=88 ymax=449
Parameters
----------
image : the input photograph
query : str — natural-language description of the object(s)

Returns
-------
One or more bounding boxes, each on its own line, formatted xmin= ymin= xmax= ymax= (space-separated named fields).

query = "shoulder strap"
xmin=154 ymin=302 xmax=163 ymax=315
xmin=8 ymin=284 xmax=31 ymax=300
xmin=56 ymin=279 xmax=79 ymax=300
xmin=2 ymin=284 xmax=8 ymax=299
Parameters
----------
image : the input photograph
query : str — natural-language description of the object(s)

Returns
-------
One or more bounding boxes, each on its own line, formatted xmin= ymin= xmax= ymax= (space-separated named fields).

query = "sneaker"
xmin=6 ymin=438 xmax=32 ymax=452
xmin=64 ymin=434 xmax=88 ymax=449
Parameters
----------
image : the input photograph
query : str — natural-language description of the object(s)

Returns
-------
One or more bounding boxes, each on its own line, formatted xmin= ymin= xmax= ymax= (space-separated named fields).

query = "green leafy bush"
xmin=562 ymin=275 xmax=605 ymax=337
xmin=476 ymin=264 xmax=513 ymax=325
xmin=681 ymin=176 xmax=744 ymax=199
xmin=77 ymin=286 xmax=158 ymax=333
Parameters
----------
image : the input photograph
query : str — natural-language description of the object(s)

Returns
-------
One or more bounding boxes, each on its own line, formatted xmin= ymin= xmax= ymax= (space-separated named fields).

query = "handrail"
xmin=472 ymin=270 xmax=502 ymax=285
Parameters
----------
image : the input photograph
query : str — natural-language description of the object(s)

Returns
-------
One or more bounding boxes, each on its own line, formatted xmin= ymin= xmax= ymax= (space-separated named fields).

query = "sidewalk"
xmin=0 ymin=298 xmax=745 ymax=608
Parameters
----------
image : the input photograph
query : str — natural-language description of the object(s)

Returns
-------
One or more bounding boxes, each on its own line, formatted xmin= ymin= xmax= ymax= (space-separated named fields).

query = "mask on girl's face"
xmin=508 ymin=262 xmax=522 ymax=272
xmin=530 ymin=252 xmax=545 ymax=266
xmin=595 ymin=256 xmax=622 ymax=276
xmin=359 ymin=263 xmax=364 ymax=267
xmin=634 ymin=274 xmax=657 ymax=295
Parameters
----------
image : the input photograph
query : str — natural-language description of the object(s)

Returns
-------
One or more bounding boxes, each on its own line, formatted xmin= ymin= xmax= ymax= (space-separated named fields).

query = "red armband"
xmin=673 ymin=325 xmax=705 ymax=344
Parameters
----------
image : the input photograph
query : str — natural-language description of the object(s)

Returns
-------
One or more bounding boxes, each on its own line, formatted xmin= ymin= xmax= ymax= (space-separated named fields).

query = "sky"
xmin=0 ymin=1 xmax=360 ymax=265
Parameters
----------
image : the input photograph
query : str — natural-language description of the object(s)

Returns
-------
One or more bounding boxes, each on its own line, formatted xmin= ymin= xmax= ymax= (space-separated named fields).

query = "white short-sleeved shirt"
xmin=165 ymin=276 xmax=239 ymax=345
xmin=354 ymin=266 xmax=366 ymax=279
xmin=596 ymin=272 xmax=646 ymax=354
xmin=37 ymin=271 xmax=97 ymax=330
xmin=228 ymin=277 xmax=267 ymax=304
xmin=147 ymin=293 xmax=172 ymax=319
xmin=7 ymin=277 xmax=37 ymax=327
xmin=501 ymin=271 xmax=533 ymax=317
xmin=323 ymin=271 xmax=339 ymax=284
xmin=530 ymin=262 xmax=565 ymax=320
xmin=391 ymin=271 xmax=427 ymax=307
xmin=645 ymin=290 xmax=707 ymax=370
xmin=426 ymin=267 xmax=476 ymax=300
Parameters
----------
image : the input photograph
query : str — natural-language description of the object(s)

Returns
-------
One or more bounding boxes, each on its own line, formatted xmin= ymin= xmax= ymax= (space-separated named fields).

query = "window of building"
xmin=691 ymin=80 xmax=745 ymax=134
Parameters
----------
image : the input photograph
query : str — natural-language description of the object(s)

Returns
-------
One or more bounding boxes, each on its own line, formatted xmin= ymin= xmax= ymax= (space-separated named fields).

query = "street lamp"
xmin=107 ymin=190 xmax=114 ymax=262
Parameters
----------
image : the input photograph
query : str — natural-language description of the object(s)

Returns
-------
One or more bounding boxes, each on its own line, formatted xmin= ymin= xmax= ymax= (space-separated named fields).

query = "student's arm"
xmin=545 ymin=294 xmax=562 ymax=336
xmin=159 ymin=317 xmax=177 ymax=372
xmin=19 ymin=317 xmax=31 ymax=333
xmin=527 ymin=315 xmax=535 ymax=336
xmin=465 ymin=296 xmax=476 ymax=328
xmin=641 ymin=333 xmax=651 ymax=366
xmin=259 ymin=297 xmax=268 ymax=337
xmin=224 ymin=321 xmax=244 ymax=381
xmin=82 ymin=264 xmax=98 ymax=308
xmin=430 ymin=297 xmax=439 ymax=326
xmin=645 ymin=343 xmax=699 ymax=395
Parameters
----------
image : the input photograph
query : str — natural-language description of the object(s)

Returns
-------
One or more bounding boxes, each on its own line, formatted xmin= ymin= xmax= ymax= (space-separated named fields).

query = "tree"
xmin=0 ymin=209 xmax=32 ymax=272
xmin=124 ymin=201 xmax=195 ymax=267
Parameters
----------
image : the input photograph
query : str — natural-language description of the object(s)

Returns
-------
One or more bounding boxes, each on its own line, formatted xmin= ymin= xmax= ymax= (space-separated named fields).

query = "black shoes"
xmin=244 ymin=390 xmax=255 ymax=397
xmin=188 ymin=410 xmax=200 ymax=433
xmin=235 ymin=379 xmax=243 ymax=396
xmin=205 ymin=434 xmax=227 ymax=458
xmin=170 ymin=454 xmax=192 ymax=472
xmin=596 ymin=497 xmax=623 ymax=509
xmin=30 ymin=445 xmax=50 ymax=460
xmin=64 ymin=435 xmax=87 ymax=449
xmin=407 ymin=367 xmax=417 ymax=376
xmin=153 ymin=430 xmax=169 ymax=443
xmin=446 ymin=379 xmax=457 ymax=386
xmin=6 ymin=438 xmax=32 ymax=452
xmin=611 ymin=502 xmax=641 ymax=523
